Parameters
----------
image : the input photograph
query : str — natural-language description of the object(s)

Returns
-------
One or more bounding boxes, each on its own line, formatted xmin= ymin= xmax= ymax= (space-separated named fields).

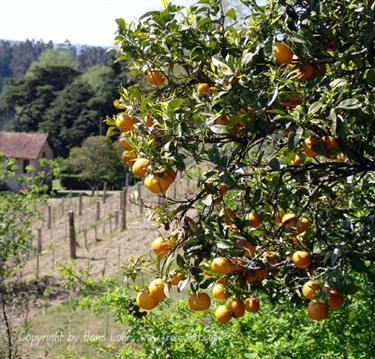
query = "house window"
xmin=42 ymin=152 xmax=46 ymax=158
xmin=23 ymin=159 xmax=29 ymax=173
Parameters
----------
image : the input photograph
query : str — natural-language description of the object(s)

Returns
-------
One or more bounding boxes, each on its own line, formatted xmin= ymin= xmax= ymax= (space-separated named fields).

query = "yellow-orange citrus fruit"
xmin=197 ymin=83 xmax=210 ymax=95
xmin=215 ymin=305 xmax=232 ymax=323
xmin=292 ymin=251 xmax=312 ymax=269
xmin=227 ymin=299 xmax=245 ymax=318
xmin=119 ymin=135 xmax=134 ymax=151
xmin=122 ymin=150 xmax=138 ymax=168
xmin=144 ymin=170 xmax=176 ymax=194
xmin=245 ymin=269 xmax=268 ymax=282
xmin=296 ymin=217 xmax=310 ymax=234
xmin=145 ymin=116 xmax=155 ymax=127
xmin=132 ymin=158 xmax=150 ymax=178
xmin=188 ymin=293 xmax=211 ymax=311
xmin=245 ymin=213 xmax=261 ymax=228
xmin=219 ymin=207 xmax=236 ymax=225
xmin=136 ymin=290 xmax=159 ymax=310
xmin=282 ymin=213 xmax=297 ymax=228
xmin=215 ymin=116 xmax=231 ymax=126
xmin=217 ymin=276 xmax=227 ymax=284
xmin=211 ymin=257 xmax=243 ymax=274
xmin=212 ymin=284 xmax=228 ymax=301
xmin=244 ymin=298 xmax=260 ymax=313
xmin=297 ymin=64 xmax=316 ymax=81
xmin=151 ymin=237 xmax=174 ymax=256
xmin=323 ymin=135 xmax=341 ymax=158
xmin=303 ymin=136 xmax=321 ymax=158
xmin=274 ymin=42 xmax=294 ymax=65
xmin=307 ymin=302 xmax=329 ymax=320
xmin=236 ymin=239 xmax=256 ymax=257
xmin=149 ymin=278 xmax=167 ymax=301
xmin=302 ymin=280 xmax=321 ymax=300
xmin=256 ymin=269 xmax=268 ymax=281
xmin=146 ymin=70 xmax=166 ymax=86
xmin=291 ymin=154 xmax=302 ymax=166
xmin=327 ymin=289 xmax=344 ymax=310
xmin=170 ymin=272 xmax=186 ymax=286
xmin=116 ymin=112 xmax=136 ymax=133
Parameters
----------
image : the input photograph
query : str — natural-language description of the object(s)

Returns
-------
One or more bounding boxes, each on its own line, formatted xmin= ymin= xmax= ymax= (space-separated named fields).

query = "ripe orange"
xmin=244 ymin=298 xmax=260 ymax=313
xmin=151 ymin=237 xmax=174 ymax=256
xmin=303 ymin=136 xmax=321 ymax=158
xmin=302 ymin=280 xmax=321 ymax=300
xmin=307 ymin=302 xmax=329 ymax=320
xmin=170 ymin=272 xmax=186 ymax=286
xmin=145 ymin=116 xmax=155 ymax=127
xmin=292 ymin=251 xmax=312 ymax=269
xmin=136 ymin=290 xmax=159 ymax=310
xmin=274 ymin=42 xmax=294 ymax=65
xmin=245 ymin=269 xmax=268 ymax=282
xmin=291 ymin=154 xmax=302 ymax=166
xmin=188 ymin=293 xmax=211 ymax=311
xmin=212 ymin=284 xmax=228 ymax=300
xmin=256 ymin=269 xmax=268 ymax=280
xmin=296 ymin=217 xmax=310 ymax=234
xmin=219 ymin=207 xmax=236 ymax=225
xmin=323 ymin=135 xmax=341 ymax=158
xmin=215 ymin=116 xmax=231 ymax=126
xmin=227 ymin=299 xmax=245 ymax=318
xmin=236 ymin=239 xmax=256 ymax=257
xmin=245 ymin=213 xmax=261 ymax=228
xmin=146 ymin=70 xmax=166 ymax=86
xmin=211 ymin=257 xmax=243 ymax=273
xmin=132 ymin=158 xmax=150 ymax=178
xmin=197 ymin=83 xmax=210 ymax=95
xmin=297 ymin=64 xmax=316 ymax=81
xmin=282 ymin=213 xmax=297 ymax=228
xmin=144 ymin=170 xmax=176 ymax=194
xmin=149 ymin=278 xmax=167 ymax=301
xmin=116 ymin=112 xmax=136 ymax=133
xmin=121 ymin=150 xmax=138 ymax=168
xmin=119 ymin=134 xmax=134 ymax=151
xmin=215 ymin=305 xmax=232 ymax=323
xmin=326 ymin=289 xmax=344 ymax=310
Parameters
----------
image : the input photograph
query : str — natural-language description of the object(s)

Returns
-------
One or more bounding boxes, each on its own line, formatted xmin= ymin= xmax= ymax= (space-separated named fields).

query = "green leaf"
xmin=106 ymin=126 xmax=118 ymax=138
xmin=226 ymin=8 xmax=237 ymax=20
xmin=337 ymin=98 xmax=361 ymax=110
xmin=269 ymin=158 xmax=280 ymax=170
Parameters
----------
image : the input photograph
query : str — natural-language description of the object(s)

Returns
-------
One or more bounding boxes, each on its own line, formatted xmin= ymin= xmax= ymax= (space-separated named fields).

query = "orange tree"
xmin=107 ymin=0 xmax=375 ymax=322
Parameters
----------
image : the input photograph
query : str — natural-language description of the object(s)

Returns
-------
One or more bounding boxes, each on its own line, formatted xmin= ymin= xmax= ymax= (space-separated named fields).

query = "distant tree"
xmin=40 ymin=79 xmax=100 ymax=156
xmin=2 ymin=65 xmax=79 ymax=132
xmin=62 ymin=136 xmax=127 ymax=189
xmin=78 ymin=46 xmax=111 ymax=69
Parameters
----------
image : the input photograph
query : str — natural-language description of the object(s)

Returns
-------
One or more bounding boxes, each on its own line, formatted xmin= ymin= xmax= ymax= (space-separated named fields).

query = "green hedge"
xmin=60 ymin=174 xmax=91 ymax=190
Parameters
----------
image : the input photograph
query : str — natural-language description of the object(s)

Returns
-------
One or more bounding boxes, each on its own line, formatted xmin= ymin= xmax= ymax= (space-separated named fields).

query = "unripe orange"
xmin=188 ymin=293 xmax=211 ymax=311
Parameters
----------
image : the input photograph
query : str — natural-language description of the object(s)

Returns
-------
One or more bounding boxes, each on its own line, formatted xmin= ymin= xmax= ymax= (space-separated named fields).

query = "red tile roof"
xmin=0 ymin=132 xmax=49 ymax=160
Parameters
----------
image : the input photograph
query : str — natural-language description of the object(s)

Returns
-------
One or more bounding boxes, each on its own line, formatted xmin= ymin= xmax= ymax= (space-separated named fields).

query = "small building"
xmin=0 ymin=131 xmax=54 ymax=191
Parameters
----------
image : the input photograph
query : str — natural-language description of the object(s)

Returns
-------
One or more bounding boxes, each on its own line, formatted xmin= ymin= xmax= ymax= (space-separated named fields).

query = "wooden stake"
xmin=96 ymin=201 xmax=100 ymax=221
xmin=68 ymin=211 xmax=77 ymax=259
xmin=78 ymin=193 xmax=83 ymax=216
xmin=121 ymin=188 xmax=127 ymax=230
xmin=47 ymin=205 xmax=52 ymax=229
xmin=103 ymin=182 xmax=107 ymax=204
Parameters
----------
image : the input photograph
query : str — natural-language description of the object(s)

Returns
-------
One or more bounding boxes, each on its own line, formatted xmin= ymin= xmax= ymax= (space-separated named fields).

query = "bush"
xmin=59 ymin=173 xmax=91 ymax=190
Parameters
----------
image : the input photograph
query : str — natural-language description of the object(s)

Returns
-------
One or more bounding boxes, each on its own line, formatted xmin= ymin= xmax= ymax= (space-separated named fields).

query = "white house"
xmin=0 ymin=131 xmax=54 ymax=191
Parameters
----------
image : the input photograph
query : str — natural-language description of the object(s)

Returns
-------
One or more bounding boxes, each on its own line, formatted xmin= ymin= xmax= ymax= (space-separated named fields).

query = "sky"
xmin=0 ymin=0 xmax=190 ymax=47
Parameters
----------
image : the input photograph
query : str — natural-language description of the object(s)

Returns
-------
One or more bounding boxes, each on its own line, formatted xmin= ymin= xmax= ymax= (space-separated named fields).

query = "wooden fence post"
xmin=68 ymin=211 xmax=77 ymax=259
xmin=114 ymin=210 xmax=119 ymax=230
xmin=121 ymin=188 xmax=127 ymax=230
xmin=37 ymin=228 xmax=42 ymax=253
xmin=117 ymin=244 xmax=121 ymax=268
xmin=47 ymin=205 xmax=52 ymax=229
xmin=103 ymin=182 xmax=107 ymax=204
xmin=96 ymin=201 xmax=101 ymax=221
xmin=137 ymin=182 xmax=143 ymax=214
xmin=78 ymin=193 xmax=83 ymax=216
